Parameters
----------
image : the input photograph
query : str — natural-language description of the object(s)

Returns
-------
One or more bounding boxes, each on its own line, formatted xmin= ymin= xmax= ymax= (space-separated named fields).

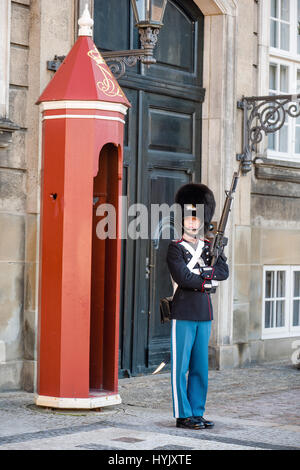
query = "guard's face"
xmin=183 ymin=216 xmax=202 ymax=236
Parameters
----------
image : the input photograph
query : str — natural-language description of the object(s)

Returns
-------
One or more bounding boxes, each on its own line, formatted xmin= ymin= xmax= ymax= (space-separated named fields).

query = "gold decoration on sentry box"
xmin=87 ymin=46 xmax=124 ymax=98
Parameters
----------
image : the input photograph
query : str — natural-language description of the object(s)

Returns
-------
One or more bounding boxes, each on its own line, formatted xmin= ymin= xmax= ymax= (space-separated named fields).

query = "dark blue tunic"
xmin=166 ymin=238 xmax=229 ymax=322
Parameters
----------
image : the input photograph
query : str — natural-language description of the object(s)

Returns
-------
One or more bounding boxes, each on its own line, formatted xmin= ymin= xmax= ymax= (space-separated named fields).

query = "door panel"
xmin=155 ymin=1 xmax=195 ymax=72
xmin=145 ymin=93 xmax=199 ymax=160
xmin=94 ymin=0 xmax=137 ymax=52
xmin=149 ymin=108 xmax=194 ymax=154
xmin=146 ymin=0 xmax=203 ymax=84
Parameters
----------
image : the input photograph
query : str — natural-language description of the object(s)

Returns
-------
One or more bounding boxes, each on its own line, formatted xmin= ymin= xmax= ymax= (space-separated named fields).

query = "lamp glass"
xmin=131 ymin=0 xmax=167 ymax=25
xmin=151 ymin=0 xmax=167 ymax=23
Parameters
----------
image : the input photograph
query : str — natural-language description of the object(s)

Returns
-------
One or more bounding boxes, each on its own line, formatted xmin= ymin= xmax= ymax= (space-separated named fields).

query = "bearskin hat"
xmin=175 ymin=183 xmax=216 ymax=234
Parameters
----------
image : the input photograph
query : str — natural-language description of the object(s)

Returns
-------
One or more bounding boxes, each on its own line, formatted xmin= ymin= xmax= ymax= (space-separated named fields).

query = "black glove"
xmin=200 ymin=254 xmax=229 ymax=282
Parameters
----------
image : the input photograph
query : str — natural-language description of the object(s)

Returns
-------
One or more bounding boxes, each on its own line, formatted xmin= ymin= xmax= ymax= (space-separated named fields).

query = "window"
xmin=268 ymin=61 xmax=290 ymax=153
xmin=263 ymin=266 xmax=300 ymax=338
xmin=270 ymin=0 xmax=299 ymax=56
xmin=270 ymin=0 xmax=290 ymax=51
xmin=268 ymin=0 xmax=300 ymax=161
xmin=292 ymin=267 xmax=300 ymax=326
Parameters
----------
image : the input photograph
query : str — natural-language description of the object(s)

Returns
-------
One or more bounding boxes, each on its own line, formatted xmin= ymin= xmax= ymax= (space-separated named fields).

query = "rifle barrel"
xmin=210 ymin=167 xmax=240 ymax=264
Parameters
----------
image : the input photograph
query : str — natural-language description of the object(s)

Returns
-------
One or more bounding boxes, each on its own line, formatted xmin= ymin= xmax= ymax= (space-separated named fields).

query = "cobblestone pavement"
xmin=0 ymin=361 xmax=299 ymax=450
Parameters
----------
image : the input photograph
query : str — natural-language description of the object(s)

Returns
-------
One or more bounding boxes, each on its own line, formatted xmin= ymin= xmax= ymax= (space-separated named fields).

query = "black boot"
xmin=193 ymin=416 xmax=214 ymax=428
xmin=176 ymin=417 xmax=205 ymax=429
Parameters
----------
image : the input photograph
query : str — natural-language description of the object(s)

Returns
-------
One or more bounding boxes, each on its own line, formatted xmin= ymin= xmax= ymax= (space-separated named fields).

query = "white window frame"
xmin=0 ymin=0 xmax=11 ymax=118
xmin=266 ymin=0 xmax=300 ymax=162
xmin=291 ymin=265 xmax=300 ymax=334
xmin=269 ymin=0 xmax=299 ymax=60
xmin=267 ymin=57 xmax=300 ymax=160
xmin=262 ymin=265 xmax=300 ymax=339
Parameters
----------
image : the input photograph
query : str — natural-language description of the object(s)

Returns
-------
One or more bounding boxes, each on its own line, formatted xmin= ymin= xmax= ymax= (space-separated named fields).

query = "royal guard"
xmin=166 ymin=183 xmax=229 ymax=429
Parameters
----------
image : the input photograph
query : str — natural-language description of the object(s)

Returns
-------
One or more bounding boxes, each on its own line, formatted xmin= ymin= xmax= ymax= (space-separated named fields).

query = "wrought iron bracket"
xmin=47 ymin=50 xmax=154 ymax=78
xmin=47 ymin=26 xmax=160 ymax=78
xmin=236 ymin=93 xmax=300 ymax=175
xmin=101 ymin=49 xmax=155 ymax=79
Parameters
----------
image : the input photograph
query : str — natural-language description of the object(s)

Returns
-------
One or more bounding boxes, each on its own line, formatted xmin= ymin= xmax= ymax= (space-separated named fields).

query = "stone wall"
xmin=248 ymin=197 xmax=300 ymax=363
xmin=232 ymin=0 xmax=258 ymax=367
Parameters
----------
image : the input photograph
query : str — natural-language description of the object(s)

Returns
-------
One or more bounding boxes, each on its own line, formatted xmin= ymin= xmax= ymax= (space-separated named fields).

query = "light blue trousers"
xmin=171 ymin=319 xmax=212 ymax=418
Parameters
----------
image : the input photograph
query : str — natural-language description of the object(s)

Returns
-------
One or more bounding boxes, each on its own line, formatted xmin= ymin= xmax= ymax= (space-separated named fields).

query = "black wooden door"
xmin=94 ymin=0 xmax=204 ymax=376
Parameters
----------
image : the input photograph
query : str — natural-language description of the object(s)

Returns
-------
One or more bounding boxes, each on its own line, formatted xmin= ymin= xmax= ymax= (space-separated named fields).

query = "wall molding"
xmin=193 ymin=0 xmax=237 ymax=16
xmin=254 ymin=157 xmax=300 ymax=185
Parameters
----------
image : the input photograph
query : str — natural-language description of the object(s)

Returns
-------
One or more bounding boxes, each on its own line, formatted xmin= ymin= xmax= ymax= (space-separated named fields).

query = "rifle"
xmin=152 ymin=164 xmax=241 ymax=375
xmin=209 ymin=164 xmax=241 ymax=267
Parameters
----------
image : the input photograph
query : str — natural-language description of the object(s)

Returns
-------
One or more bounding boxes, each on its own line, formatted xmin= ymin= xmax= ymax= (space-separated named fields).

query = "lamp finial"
xmin=78 ymin=3 xmax=94 ymax=37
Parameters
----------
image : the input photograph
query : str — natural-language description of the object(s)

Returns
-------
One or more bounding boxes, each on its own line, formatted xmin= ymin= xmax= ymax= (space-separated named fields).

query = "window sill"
xmin=262 ymin=330 xmax=300 ymax=340
xmin=254 ymin=156 xmax=300 ymax=184
xmin=269 ymin=48 xmax=300 ymax=61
